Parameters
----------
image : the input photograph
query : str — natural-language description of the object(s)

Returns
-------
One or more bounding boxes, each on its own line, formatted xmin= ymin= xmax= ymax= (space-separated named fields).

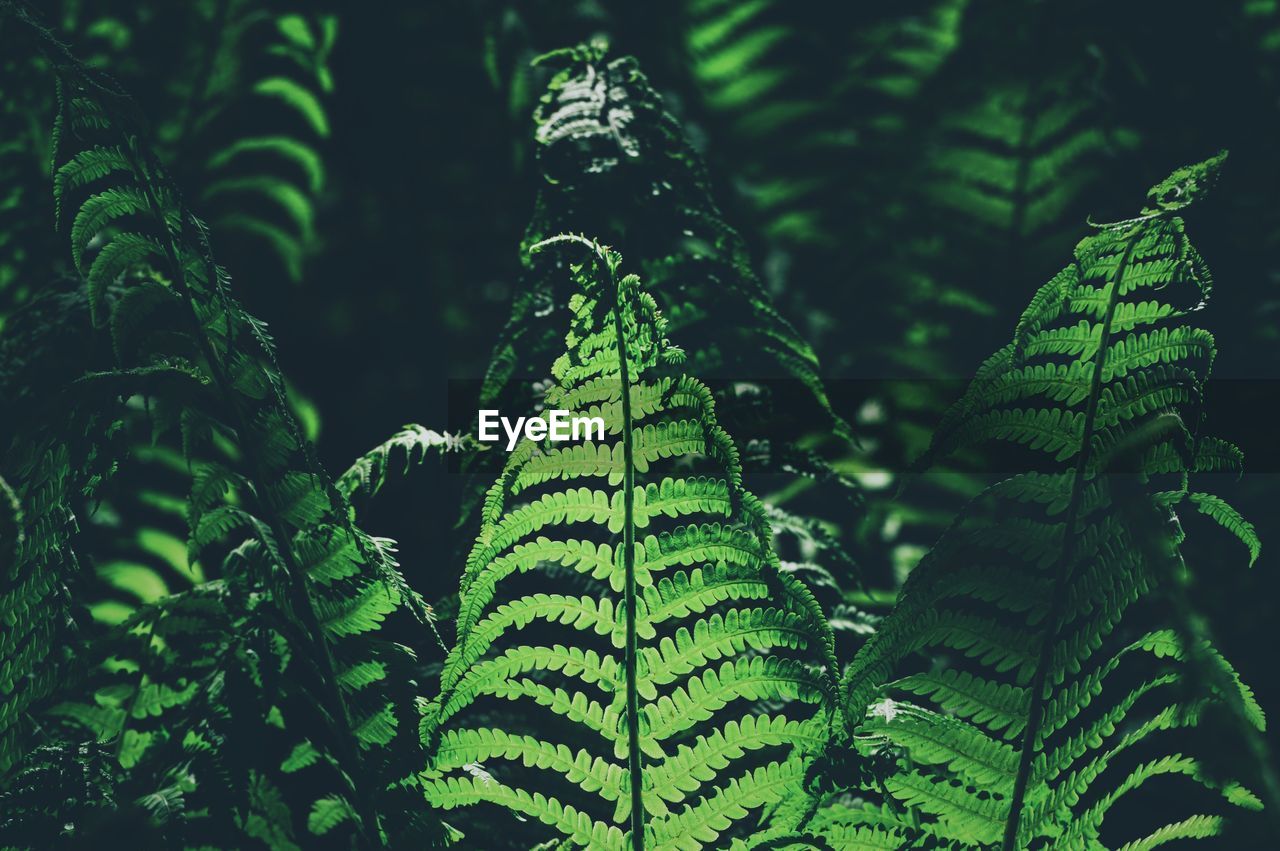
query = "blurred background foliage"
xmin=2 ymin=0 xmax=1279 ymax=832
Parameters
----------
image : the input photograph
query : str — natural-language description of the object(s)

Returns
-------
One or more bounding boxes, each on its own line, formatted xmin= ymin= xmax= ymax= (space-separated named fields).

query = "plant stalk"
xmin=608 ymin=250 xmax=645 ymax=851
xmin=1002 ymin=226 xmax=1140 ymax=850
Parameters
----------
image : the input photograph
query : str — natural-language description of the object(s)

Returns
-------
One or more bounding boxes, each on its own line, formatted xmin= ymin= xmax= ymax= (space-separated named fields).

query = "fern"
xmin=484 ymin=42 xmax=850 ymax=447
xmin=679 ymin=0 xmax=967 ymax=249
xmin=82 ymin=440 xmax=208 ymax=625
xmin=3 ymin=6 xmax=1276 ymax=850
xmin=43 ymin=552 xmax=417 ymax=849
xmin=68 ymin=1 xmax=337 ymax=282
xmin=191 ymin=6 xmax=337 ymax=282
xmin=925 ymin=61 xmax=1137 ymax=270
xmin=421 ymin=237 xmax=839 ymax=849
xmin=339 ymin=424 xmax=475 ymax=502
xmin=0 ymin=281 xmax=119 ymax=778
xmin=463 ymin=44 xmax=864 ymax=682
xmin=0 ymin=6 xmax=438 ymax=845
xmin=826 ymin=152 xmax=1267 ymax=849
xmin=0 ymin=742 xmax=120 ymax=845
xmin=469 ymin=43 xmax=863 ymax=670
xmin=1 ymin=2 xmax=339 ymax=635
xmin=2 ymin=3 xmax=335 ymax=318
xmin=670 ymin=2 xmax=1002 ymax=600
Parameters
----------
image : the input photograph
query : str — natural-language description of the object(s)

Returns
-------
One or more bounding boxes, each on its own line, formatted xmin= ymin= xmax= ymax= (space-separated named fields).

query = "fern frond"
xmin=1186 ymin=492 xmax=1261 ymax=566
xmin=926 ymin=58 xmax=1137 ymax=265
xmin=680 ymin=1 xmax=966 ymax=249
xmin=0 ymin=742 xmax=118 ymax=846
xmin=191 ymin=10 xmax=337 ymax=281
xmin=423 ymin=239 xmax=837 ymax=849
xmin=482 ymin=43 xmax=853 ymax=455
xmin=338 ymin=424 xmax=474 ymax=500
xmin=827 ymin=153 xmax=1265 ymax=850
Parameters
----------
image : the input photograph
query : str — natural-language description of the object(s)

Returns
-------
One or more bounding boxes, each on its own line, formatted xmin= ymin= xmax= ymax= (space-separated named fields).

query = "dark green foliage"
xmin=339 ymin=425 xmax=474 ymax=503
xmin=0 ymin=5 xmax=437 ymax=846
xmin=923 ymin=60 xmax=1136 ymax=272
xmin=1 ymin=0 xmax=340 ymax=654
xmin=0 ymin=1 xmax=334 ymax=327
xmin=678 ymin=0 xmax=967 ymax=252
xmin=1 ymin=3 xmax=1276 ymax=850
xmin=0 ymin=37 xmax=58 ymax=318
xmin=60 ymin=0 xmax=337 ymax=283
xmin=0 ymin=280 xmax=117 ymax=779
xmin=178 ymin=4 xmax=336 ymax=282
xmin=484 ymin=41 xmax=850 ymax=446
xmin=0 ymin=742 xmax=121 ymax=846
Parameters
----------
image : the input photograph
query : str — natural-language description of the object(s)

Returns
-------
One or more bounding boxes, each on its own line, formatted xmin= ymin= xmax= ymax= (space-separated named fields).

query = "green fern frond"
xmin=423 ymin=238 xmax=837 ymax=849
xmin=484 ymin=44 xmax=852 ymax=450
xmin=926 ymin=62 xmax=1137 ymax=263
xmin=680 ymin=1 xmax=967 ymax=248
xmin=0 ymin=287 xmax=111 ymax=777
xmin=190 ymin=9 xmax=337 ymax=281
xmin=0 ymin=742 xmax=118 ymax=845
xmin=1186 ymin=492 xmax=1261 ymax=566
xmin=338 ymin=424 xmax=475 ymax=500
xmin=473 ymin=45 xmax=861 ymax=689
xmin=828 ymin=153 xmax=1266 ymax=850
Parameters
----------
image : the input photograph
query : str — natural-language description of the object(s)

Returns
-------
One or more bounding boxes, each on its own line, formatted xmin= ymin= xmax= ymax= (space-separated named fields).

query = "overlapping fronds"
xmin=0 ymin=280 xmax=119 ymax=778
xmin=0 ymin=741 xmax=119 ymax=845
xmin=0 ymin=6 xmax=437 ymax=846
xmin=2 ymin=5 xmax=1276 ymax=850
xmin=470 ymin=44 xmax=862 ymax=657
xmin=421 ymin=237 xmax=839 ymax=849
xmin=679 ymin=0 xmax=968 ymax=248
xmin=483 ymin=41 xmax=850 ymax=448
xmin=2 ymin=2 xmax=335 ymax=312
xmin=43 ymin=556 xmax=415 ymax=850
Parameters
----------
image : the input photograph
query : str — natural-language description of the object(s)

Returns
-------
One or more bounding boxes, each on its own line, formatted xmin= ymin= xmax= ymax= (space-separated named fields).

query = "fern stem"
xmin=607 ymin=250 xmax=646 ymax=851
xmin=1001 ymin=226 xmax=1140 ymax=851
